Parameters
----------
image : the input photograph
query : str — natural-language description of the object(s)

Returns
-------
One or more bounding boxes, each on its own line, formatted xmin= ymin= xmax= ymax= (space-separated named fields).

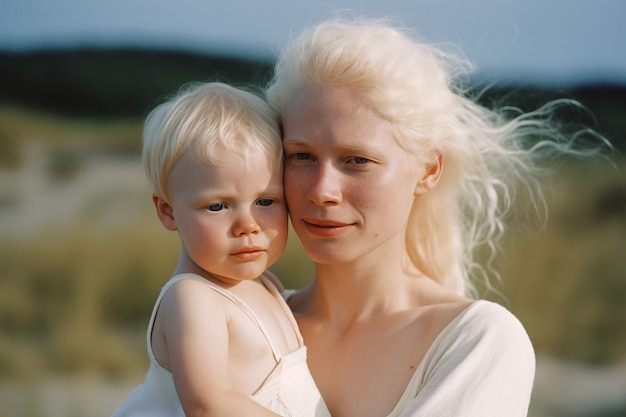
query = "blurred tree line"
xmin=0 ymin=48 xmax=624 ymax=152
xmin=0 ymin=49 xmax=273 ymax=118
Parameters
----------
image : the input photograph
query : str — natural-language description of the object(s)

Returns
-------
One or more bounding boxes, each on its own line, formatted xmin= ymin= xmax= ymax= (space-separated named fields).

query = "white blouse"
xmin=387 ymin=300 xmax=535 ymax=417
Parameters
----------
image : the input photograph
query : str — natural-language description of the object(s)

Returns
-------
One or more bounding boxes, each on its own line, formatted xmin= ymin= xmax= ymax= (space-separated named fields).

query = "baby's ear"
xmin=414 ymin=152 xmax=443 ymax=196
xmin=153 ymin=194 xmax=178 ymax=231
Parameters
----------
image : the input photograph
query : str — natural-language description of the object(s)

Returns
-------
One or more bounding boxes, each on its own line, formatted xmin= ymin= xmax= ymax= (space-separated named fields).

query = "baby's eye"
xmin=257 ymin=199 xmax=274 ymax=207
xmin=207 ymin=203 xmax=226 ymax=212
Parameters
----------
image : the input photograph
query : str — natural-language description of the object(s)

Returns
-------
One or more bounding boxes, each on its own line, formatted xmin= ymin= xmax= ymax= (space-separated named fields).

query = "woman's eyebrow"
xmin=282 ymin=138 xmax=308 ymax=147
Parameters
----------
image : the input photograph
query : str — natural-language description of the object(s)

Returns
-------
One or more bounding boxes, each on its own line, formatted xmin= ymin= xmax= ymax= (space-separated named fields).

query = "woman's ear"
xmin=152 ymin=194 xmax=178 ymax=231
xmin=414 ymin=152 xmax=443 ymax=196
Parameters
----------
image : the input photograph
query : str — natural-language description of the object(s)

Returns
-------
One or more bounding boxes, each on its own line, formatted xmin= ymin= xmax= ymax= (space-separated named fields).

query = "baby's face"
xmin=166 ymin=148 xmax=287 ymax=284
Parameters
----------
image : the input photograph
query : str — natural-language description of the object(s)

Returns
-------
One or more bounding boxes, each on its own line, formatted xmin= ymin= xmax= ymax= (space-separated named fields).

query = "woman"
xmin=266 ymin=18 xmax=606 ymax=417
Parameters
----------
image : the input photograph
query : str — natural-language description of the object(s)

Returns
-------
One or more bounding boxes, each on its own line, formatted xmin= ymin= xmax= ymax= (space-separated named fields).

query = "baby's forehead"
xmin=171 ymin=145 xmax=280 ymax=175
xmin=194 ymin=141 xmax=280 ymax=163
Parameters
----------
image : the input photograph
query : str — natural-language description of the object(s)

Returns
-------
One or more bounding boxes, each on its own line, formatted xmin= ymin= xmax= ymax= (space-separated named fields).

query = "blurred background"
xmin=0 ymin=1 xmax=625 ymax=416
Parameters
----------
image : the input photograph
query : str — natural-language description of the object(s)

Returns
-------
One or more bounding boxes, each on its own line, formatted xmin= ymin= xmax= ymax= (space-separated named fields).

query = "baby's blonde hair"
xmin=143 ymin=82 xmax=282 ymax=204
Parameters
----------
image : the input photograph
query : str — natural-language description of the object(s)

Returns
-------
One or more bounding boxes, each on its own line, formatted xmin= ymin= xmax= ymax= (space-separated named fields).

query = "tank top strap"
xmin=258 ymin=274 xmax=304 ymax=347
xmin=147 ymin=273 xmax=284 ymax=363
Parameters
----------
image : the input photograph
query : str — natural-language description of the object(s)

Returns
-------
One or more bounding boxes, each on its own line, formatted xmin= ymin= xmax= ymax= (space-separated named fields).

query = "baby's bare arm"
xmin=157 ymin=279 xmax=282 ymax=417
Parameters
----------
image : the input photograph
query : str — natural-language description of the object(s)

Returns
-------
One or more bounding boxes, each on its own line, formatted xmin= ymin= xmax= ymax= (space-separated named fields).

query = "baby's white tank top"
xmin=111 ymin=273 xmax=330 ymax=417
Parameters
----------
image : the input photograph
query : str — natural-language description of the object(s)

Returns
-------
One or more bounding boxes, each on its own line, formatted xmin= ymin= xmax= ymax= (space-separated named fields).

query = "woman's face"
xmin=281 ymin=87 xmax=431 ymax=265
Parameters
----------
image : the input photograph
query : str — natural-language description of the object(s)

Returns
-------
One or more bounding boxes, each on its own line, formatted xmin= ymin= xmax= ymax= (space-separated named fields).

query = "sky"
xmin=1 ymin=0 xmax=625 ymax=86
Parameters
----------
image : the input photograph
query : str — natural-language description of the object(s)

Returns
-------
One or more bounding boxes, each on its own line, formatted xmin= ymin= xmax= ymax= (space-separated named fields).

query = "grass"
xmin=490 ymin=160 xmax=626 ymax=364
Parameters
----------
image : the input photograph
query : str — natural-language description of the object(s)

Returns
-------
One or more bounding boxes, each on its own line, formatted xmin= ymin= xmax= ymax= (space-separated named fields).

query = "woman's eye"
xmin=293 ymin=152 xmax=311 ymax=161
xmin=351 ymin=156 xmax=370 ymax=164
xmin=207 ymin=203 xmax=225 ymax=212
xmin=257 ymin=199 xmax=274 ymax=207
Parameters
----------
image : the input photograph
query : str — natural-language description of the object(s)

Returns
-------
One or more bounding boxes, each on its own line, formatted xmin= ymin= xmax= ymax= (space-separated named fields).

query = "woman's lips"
xmin=302 ymin=219 xmax=352 ymax=237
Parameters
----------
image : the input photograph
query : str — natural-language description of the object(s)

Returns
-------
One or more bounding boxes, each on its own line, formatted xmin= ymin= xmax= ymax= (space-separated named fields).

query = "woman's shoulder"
xmin=435 ymin=299 xmax=534 ymax=356
xmin=406 ymin=300 xmax=535 ymax=415
xmin=458 ymin=300 xmax=528 ymax=331
xmin=416 ymin=299 xmax=535 ymax=390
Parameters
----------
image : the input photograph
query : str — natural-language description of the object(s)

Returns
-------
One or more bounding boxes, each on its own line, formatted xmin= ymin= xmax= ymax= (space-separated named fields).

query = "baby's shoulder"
xmin=159 ymin=274 xmax=237 ymax=314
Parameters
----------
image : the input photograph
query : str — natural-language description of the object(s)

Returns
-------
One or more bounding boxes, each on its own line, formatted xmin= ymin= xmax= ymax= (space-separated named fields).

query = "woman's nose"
xmin=306 ymin=164 xmax=342 ymax=206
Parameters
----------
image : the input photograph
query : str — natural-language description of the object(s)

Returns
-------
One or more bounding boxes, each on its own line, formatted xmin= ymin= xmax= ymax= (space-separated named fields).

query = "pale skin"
xmin=150 ymin=147 xmax=294 ymax=417
xmin=282 ymin=87 xmax=474 ymax=417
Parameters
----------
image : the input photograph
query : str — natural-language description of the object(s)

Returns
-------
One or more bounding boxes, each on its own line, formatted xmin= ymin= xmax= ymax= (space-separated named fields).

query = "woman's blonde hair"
xmin=266 ymin=18 xmax=608 ymax=297
xmin=143 ymin=82 xmax=282 ymax=204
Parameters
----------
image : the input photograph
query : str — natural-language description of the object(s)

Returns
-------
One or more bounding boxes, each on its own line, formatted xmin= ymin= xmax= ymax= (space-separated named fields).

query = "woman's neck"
xmin=307 ymin=254 xmax=425 ymax=324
